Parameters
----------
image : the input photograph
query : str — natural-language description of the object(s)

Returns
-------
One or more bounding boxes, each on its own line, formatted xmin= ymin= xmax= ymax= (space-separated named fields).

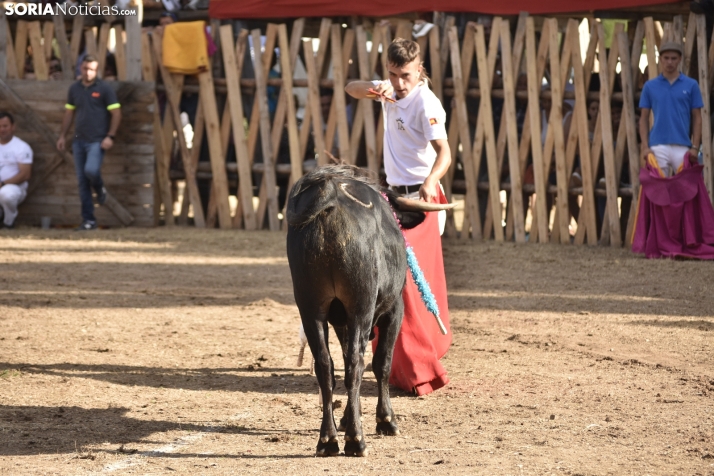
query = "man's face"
xmin=0 ymin=117 xmax=15 ymax=143
xmin=388 ymin=57 xmax=421 ymax=99
xmin=660 ymin=51 xmax=681 ymax=74
xmin=81 ymin=60 xmax=99 ymax=82
xmin=320 ymin=94 xmax=331 ymax=120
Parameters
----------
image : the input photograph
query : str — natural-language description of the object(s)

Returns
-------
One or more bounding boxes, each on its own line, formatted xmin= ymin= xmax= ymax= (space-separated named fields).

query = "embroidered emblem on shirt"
xmin=92 ymin=92 xmax=100 ymax=98
xmin=429 ymin=118 xmax=438 ymax=126
xmin=396 ymin=118 xmax=405 ymax=131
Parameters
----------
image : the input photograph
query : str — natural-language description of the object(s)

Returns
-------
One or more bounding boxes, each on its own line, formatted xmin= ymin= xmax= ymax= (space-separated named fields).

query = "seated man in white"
xmin=0 ymin=112 xmax=33 ymax=229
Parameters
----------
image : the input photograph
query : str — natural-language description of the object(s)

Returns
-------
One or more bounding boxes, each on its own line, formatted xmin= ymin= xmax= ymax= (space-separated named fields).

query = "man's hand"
xmin=101 ymin=136 xmax=114 ymax=150
xmin=371 ymin=81 xmax=394 ymax=100
xmin=56 ymin=136 xmax=65 ymax=152
xmin=419 ymin=176 xmax=439 ymax=203
xmin=641 ymin=147 xmax=653 ymax=162
xmin=689 ymin=147 xmax=699 ymax=164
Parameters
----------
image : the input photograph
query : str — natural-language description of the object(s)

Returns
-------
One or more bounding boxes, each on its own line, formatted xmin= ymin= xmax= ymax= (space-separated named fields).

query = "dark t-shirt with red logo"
xmin=66 ymin=79 xmax=120 ymax=142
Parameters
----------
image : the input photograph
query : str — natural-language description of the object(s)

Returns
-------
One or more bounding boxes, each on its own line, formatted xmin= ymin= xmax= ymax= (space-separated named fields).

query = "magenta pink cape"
xmin=372 ymin=190 xmax=452 ymax=396
xmin=632 ymin=153 xmax=714 ymax=259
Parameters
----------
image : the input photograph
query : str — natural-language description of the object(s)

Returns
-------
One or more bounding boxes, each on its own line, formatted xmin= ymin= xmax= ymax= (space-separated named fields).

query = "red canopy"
xmin=210 ymin=0 xmax=677 ymax=19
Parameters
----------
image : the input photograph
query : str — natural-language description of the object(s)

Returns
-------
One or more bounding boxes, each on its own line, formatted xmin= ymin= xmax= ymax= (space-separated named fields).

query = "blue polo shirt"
xmin=639 ymin=73 xmax=703 ymax=147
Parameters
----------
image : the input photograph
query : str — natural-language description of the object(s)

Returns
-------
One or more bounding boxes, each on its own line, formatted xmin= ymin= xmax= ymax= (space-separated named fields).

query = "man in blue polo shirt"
xmin=56 ymin=55 xmax=122 ymax=230
xmin=639 ymin=41 xmax=703 ymax=177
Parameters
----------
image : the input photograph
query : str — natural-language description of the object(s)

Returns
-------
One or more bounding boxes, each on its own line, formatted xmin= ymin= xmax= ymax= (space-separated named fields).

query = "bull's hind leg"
xmin=373 ymin=300 xmax=403 ymax=436
xmin=301 ymin=315 xmax=340 ymax=456
xmin=342 ymin=309 xmax=374 ymax=457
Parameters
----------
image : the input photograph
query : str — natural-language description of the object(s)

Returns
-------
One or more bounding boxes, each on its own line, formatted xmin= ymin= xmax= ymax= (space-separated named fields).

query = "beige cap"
xmin=659 ymin=41 xmax=683 ymax=55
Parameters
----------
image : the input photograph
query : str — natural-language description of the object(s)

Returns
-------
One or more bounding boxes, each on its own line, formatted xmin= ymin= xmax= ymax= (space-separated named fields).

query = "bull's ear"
xmin=395 ymin=210 xmax=426 ymax=229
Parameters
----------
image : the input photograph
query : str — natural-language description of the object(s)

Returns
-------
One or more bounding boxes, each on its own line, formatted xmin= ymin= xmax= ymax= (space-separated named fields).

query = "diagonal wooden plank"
xmin=69 ymin=14 xmax=83 ymax=69
xmin=221 ymin=26 xmax=257 ymax=230
xmin=298 ymin=18 xmax=331 ymax=165
xmin=251 ymin=28 xmax=280 ymax=231
xmin=151 ymin=31 xmax=205 ymax=227
xmin=525 ymin=17 xmax=548 ymax=243
xmin=303 ymin=39 xmax=327 ymax=166
xmin=474 ymin=23 xmax=503 ymax=242
xmin=449 ymin=25 xmax=481 ymax=241
xmin=247 ymin=24 xmax=278 ymax=166
xmin=28 ymin=22 xmax=48 ymax=80
xmin=568 ymin=20 xmax=598 ymax=246
xmin=596 ymin=22 xmax=622 ymax=246
xmin=97 ymin=22 xmax=111 ymax=79
xmin=620 ymin=31 xmax=643 ymax=247
xmin=15 ymin=20 xmax=28 ymax=79
xmin=356 ymin=25 xmax=378 ymax=174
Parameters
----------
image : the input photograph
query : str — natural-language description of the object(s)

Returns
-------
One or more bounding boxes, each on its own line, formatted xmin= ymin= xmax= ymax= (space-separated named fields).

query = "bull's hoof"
xmin=376 ymin=420 xmax=400 ymax=436
xmin=344 ymin=439 xmax=368 ymax=457
xmin=315 ymin=438 xmax=340 ymax=457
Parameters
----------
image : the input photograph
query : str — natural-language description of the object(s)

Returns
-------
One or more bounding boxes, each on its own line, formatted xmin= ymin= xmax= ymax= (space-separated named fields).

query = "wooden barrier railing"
xmin=3 ymin=12 xmax=713 ymax=245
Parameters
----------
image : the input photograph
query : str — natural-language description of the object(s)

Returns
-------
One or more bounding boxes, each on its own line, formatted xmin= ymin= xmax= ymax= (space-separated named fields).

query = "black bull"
xmin=286 ymin=165 xmax=453 ymax=457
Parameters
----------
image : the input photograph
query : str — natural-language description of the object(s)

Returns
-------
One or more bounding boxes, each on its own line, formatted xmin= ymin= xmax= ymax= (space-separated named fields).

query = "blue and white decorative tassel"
xmin=382 ymin=193 xmax=448 ymax=335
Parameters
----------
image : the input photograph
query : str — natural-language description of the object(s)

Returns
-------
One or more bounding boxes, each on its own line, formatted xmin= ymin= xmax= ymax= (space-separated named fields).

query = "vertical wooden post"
xmin=84 ymin=27 xmax=97 ymax=57
xmin=298 ymin=19 xmax=330 ymax=165
xmin=124 ymin=13 xmax=142 ymax=81
xmin=97 ymin=23 xmax=111 ymax=79
xmin=696 ymin=15 xmax=713 ymax=200
xmin=114 ymin=25 xmax=127 ymax=81
xmin=53 ymin=13 xmax=74 ymax=80
xmin=246 ymin=24 xmax=278 ymax=164
xmin=28 ymin=22 xmax=48 ymax=80
xmin=69 ymin=14 xmax=84 ymax=69
xmin=15 ymin=20 xmax=28 ymax=79
xmin=5 ymin=26 xmax=18 ymax=79
xmin=42 ymin=22 xmax=54 ymax=63
xmin=277 ymin=23 xmax=303 ymax=190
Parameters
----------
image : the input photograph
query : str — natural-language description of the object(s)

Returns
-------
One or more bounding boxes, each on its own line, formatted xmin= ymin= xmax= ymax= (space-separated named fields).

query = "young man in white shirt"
xmin=0 ymin=112 xmax=33 ymax=229
xmin=345 ymin=38 xmax=452 ymax=396
xmin=345 ymin=39 xmax=451 ymax=205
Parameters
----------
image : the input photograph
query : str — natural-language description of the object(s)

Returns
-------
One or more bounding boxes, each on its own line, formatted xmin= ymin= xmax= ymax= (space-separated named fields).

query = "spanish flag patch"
xmin=429 ymin=118 xmax=438 ymax=125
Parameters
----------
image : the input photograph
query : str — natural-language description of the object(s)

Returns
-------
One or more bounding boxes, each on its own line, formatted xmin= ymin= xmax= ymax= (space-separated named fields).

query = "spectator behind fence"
xmin=639 ymin=41 xmax=702 ymax=176
xmin=57 ymin=55 xmax=122 ymax=231
xmin=0 ymin=112 xmax=33 ymax=229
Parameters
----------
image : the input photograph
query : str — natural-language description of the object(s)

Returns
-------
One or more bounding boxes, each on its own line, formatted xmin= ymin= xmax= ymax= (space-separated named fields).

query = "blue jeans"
xmin=72 ymin=140 xmax=105 ymax=222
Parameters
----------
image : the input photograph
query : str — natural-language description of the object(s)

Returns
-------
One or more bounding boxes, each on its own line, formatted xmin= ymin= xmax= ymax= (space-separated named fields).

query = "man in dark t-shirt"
xmin=57 ymin=55 xmax=122 ymax=230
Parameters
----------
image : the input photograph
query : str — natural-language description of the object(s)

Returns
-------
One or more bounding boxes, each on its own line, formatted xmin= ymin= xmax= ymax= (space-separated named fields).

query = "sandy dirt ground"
xmin=0 ymin=228 xmax=713 ymax=475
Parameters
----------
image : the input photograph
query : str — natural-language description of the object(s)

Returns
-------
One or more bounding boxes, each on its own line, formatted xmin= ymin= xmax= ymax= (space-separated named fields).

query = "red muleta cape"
xmin=373 ymin=190 xmax=451 ymax=396
xmin=632 ymin=153 xmax=714 ymax=259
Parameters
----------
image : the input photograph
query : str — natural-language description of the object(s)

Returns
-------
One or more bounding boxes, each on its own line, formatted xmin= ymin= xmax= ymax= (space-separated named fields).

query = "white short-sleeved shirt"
xmin=372 ymin=80 xmax=447 ymax=186
xmin=0 ymin=136 xmax=33 ymax=191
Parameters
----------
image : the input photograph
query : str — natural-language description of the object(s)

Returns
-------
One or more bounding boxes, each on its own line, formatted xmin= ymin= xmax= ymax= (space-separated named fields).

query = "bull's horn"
xmin=394 ymin=196 xmax=457 ymax=212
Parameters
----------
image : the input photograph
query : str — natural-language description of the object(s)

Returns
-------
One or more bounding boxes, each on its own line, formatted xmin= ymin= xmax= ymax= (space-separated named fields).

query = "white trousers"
xmin=0 ymin=184 xmax=27 ymax=226
xmin=651 ymin=144 xmax=690 ymax=177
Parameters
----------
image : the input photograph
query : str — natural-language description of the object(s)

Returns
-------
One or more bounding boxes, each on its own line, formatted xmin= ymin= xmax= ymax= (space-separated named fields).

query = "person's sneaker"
xmin=75 ymin=220 xmax=97 ymax=231
xmin=97 ymin=187 xmax=107 ymax=205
